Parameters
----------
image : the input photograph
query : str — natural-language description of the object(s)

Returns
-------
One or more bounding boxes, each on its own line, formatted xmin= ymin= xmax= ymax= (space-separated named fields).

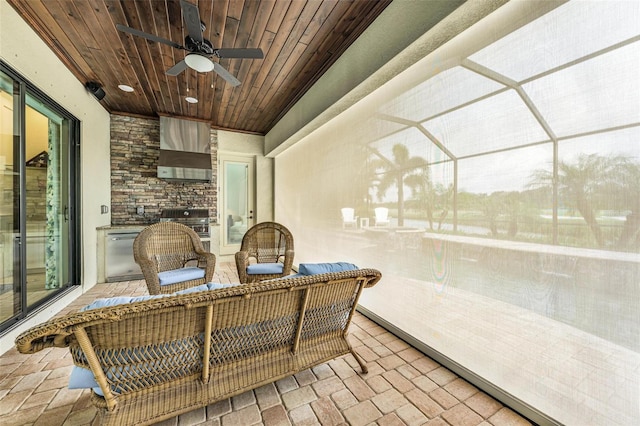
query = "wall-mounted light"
xmin=85 ymin=81 xmax=105 ymax=100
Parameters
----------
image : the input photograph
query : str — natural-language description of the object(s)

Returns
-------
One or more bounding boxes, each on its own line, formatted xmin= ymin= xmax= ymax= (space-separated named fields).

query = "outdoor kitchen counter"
xmin=96 ymin=224 xmax=151 ymax=230
xmin=96 ymin=223 xmax=218 ymax=283
xmin=96 ymin=225 xmax=149 ymax=283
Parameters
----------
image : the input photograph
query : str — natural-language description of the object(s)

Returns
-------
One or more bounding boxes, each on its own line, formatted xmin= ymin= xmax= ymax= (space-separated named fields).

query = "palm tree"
xmin=406 ymin=169 xmax=453 ymax=231
xmin=481 ymin=195 xmax=500 ymax=237
xmin=611 ymin=158 xmax=640 ymax=249
xmin=371 ymin=144 xmax=426 ymax=227
xmin=530 ymin=153 xmax=639 ymax=248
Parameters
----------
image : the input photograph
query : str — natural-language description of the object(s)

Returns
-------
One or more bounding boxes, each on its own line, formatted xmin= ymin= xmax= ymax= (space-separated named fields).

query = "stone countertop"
xmin=96 ymin=224 xmax=151 ymax=231
xmin=97 ymin=222 xmax=220 ymax=231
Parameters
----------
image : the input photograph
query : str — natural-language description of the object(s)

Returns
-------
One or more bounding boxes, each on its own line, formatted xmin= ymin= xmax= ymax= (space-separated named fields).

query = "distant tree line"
xmin=370 ymin=144 xmax=639 ymax=251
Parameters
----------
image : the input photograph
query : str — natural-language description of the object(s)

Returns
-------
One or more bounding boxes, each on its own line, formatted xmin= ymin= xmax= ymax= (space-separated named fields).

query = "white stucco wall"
xmin=1 ymin=0 xmax=111 ymax=351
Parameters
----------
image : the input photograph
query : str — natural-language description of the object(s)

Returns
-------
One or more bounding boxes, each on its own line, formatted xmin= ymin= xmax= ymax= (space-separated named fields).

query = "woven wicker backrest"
xmin=70 ymin=315 xmax=205 ymax=394
xmin=240 ymin=222 xmax=294 ymax=264
xmin=134 ymin=222 xmax=205 ymax=272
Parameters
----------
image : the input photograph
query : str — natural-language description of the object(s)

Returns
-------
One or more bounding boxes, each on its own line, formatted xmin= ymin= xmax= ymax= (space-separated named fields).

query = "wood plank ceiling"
xmin=6 ymin=0 xmax=392 ymax=135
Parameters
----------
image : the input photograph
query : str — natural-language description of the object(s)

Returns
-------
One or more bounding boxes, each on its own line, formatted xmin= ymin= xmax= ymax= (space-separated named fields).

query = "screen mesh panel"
xmin=274 ymin=2 xmax=640 ymax=424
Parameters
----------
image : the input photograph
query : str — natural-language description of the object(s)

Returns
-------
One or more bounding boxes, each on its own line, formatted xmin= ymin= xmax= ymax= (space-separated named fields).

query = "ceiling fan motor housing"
xmin=115 ymin=0 xmax=261 ymax=83
xmin=185 ymin=36 xmax=214 ymax=55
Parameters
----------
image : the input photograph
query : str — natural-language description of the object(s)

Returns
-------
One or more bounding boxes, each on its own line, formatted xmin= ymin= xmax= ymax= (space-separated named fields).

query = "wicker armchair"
xmin=235 ymin=221 xmax=294 ymax=283
xmin=133 ymin=222 xmax=216 ymax=294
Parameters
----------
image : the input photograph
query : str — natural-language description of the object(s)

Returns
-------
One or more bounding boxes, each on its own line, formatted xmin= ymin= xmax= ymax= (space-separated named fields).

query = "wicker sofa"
xmin=15 ymin=268 xmax=381 ymax=426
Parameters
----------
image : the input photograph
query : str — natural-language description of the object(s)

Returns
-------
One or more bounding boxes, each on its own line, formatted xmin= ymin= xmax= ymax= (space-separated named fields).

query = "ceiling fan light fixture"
xmin=184 ymin=53 xmax=214 ymax=73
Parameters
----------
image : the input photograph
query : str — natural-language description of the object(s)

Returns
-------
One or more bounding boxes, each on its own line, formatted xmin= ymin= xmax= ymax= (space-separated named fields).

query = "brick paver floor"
xmin=0 ymin=263 xmax=532 ymax=425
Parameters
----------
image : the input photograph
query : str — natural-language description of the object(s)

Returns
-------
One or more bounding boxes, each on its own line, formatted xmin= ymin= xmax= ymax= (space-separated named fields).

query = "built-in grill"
xmin=159 ymin=209 xmax=210 ymax=237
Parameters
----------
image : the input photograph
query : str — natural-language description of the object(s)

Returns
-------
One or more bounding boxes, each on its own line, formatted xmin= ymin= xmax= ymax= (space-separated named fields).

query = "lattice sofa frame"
xmin=15 ymin=268 xmax=381 ymax=426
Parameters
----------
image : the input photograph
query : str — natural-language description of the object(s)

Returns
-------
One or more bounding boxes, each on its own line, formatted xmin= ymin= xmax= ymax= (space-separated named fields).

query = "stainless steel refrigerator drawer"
xmin=105 ymin=232 xmax=143 ymax=282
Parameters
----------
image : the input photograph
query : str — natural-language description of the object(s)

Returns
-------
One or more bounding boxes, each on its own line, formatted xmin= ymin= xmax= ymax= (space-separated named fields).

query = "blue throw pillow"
xmin=298 ymin=262 xmax=359 ymax=275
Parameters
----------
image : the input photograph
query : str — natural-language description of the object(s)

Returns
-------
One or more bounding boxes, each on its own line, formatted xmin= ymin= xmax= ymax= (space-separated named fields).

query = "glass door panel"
xmin=220 ymin=155 xmax=254 ymax=255
xmin=0 ymin=71 xmax=18 ymax=325
xmin=25 ymin=95 xmax=68 ymax=306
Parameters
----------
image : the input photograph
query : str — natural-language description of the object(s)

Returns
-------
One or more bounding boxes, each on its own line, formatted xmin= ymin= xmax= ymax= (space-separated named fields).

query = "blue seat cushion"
xmin=298 ymin=262 xmax=359 ymax=275
xmin=158 ymin=267 xmax=205 ymax=286
xmin=68 ymin=365 xmax=103 ymax=395
xmin=247 ymin=263 xmax=284 ymax=275
xmin=81 ymin=294 xmax=167 ymax=311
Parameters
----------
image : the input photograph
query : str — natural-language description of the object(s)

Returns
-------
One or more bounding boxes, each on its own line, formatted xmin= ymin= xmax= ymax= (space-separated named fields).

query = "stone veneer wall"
xmin=110 ymin=114 xmax=217 ymax=225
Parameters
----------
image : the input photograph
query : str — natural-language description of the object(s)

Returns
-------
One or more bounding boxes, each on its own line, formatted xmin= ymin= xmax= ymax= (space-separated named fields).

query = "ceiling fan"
xmin=116 ymin=0 xmax=263 ymax=87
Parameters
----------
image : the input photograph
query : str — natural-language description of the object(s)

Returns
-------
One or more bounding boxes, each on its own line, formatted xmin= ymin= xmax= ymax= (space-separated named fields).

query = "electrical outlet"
xmin=136 ymin=206 xmax=145 ymax=215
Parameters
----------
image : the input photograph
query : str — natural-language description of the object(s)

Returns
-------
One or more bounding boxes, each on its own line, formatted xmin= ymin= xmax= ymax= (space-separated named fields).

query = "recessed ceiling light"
xmin=118 ymin=84 xmax=134 ymax=92
xmin=185 ymin=97 xmax=198 ymax=104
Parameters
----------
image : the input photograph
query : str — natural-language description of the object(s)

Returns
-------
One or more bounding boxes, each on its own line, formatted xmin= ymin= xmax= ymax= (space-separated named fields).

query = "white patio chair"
xmin=341 ymin=208 xmax=358 ymax=229
xmin=374 ymin=207 xmax=390 ymax=227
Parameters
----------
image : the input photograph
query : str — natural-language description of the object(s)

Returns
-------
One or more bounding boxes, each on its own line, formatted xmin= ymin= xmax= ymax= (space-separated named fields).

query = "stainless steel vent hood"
xmin=158 ymin=116 xmax=213 ymax=181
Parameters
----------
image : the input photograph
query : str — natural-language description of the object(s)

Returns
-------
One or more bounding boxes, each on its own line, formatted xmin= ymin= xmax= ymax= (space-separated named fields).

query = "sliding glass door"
xmin=0 ymin=64 xmax=79 ymax=331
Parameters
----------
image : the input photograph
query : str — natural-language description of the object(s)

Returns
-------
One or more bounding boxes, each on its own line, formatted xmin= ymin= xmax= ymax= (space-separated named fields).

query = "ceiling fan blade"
xmin=116 ymin=24 xmax=184 ymax=50
xmin=180 ymin=0 xmax=203 ymax=43
xmin=216 ymin=48 xmax=264 ymax=59
xmin=212 ymin=63 xmax=241 ymax=87
xmin=166 ymin=60 xmax=188 ymax=76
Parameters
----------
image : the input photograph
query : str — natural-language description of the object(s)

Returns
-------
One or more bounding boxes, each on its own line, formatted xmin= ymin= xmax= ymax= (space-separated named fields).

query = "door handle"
xmin=64 ymin=206 xmax=69 ymax=222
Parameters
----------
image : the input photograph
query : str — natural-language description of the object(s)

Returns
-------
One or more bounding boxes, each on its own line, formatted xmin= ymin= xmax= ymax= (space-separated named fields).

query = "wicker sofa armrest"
xmin=15 ymin=308 xmax=122 ymax=355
